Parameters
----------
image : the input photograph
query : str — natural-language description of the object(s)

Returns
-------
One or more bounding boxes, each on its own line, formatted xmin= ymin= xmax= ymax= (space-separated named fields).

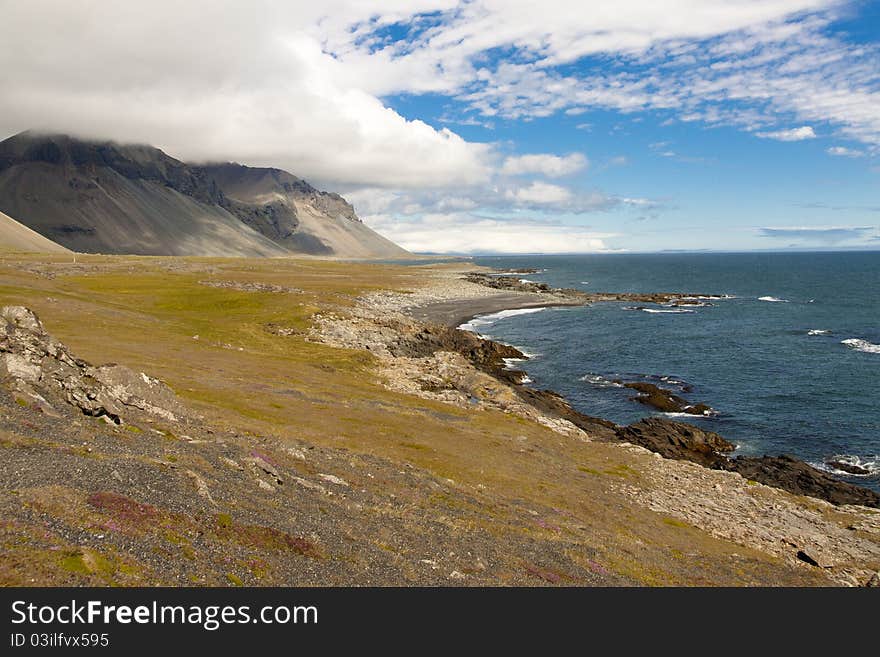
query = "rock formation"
xmin=0 ymin=306 xmax=186 ymax=424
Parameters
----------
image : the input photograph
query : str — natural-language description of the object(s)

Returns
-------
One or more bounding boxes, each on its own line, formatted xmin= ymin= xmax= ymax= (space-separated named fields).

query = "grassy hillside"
xmin=0 ymin=253 xmax=835 ymax=585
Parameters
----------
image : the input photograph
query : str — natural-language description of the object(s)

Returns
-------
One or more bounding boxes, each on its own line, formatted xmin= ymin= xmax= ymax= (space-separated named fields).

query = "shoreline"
xmin=421 ymin=271 xmax=880 ymax=493
xmin=313 ymin=262 xmax=880 ymax=584
xmin=319 ymin=264 xmax=880 ymax=504
xmin=408 ymin=293 xmax=585 ymax=329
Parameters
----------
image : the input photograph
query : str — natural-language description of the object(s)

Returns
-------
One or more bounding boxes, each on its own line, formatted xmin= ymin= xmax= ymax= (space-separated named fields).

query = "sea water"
xmin=468 ymin=252 xmax=880 ymax=491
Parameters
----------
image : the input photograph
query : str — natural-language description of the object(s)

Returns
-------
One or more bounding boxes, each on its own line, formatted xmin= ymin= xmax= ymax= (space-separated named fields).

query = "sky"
xmin=0 ymin=0 xmax=878 ymax=254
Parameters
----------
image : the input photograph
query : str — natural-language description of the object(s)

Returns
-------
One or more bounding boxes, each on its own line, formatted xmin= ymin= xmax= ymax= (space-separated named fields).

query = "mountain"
xmin=0 ymin=132 xmax=408 ymax=258
xmin=200 ymin=163 xmax=407 ymax=258
xmin=0 ymin=209 xmax=70 ymax=253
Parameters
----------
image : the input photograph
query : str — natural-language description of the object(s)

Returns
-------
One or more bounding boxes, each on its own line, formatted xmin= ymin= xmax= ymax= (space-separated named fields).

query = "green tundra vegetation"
xmin=0 ymin=253 xmax=835 ymax=586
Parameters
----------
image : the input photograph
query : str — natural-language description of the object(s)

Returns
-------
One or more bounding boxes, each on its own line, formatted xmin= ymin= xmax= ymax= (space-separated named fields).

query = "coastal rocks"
xmin=464 ymin=273 xmax=575 ymax=297
xmin=720 ymin=456 xmax=880 ymax=509
xmin=824 ymin=456 xmax=874 ymax=476
xmin=0 ymin=305 xmax=187 ymax=424
xmin=622 ymin=381 xmax=714 ymax=416
xmin=613 ymin=418 xmax=879 ymax=508
xmin=615 ymin=418 xmax=734 ymax=467
xmin=390 ymin=322 xmax=525 ymax=373
xmin=495 ymin=268 xmax=540 ymax=275
xmin=514 ymin=387 xmax=617 ymax=439
xmin=464 ymin=272 xmax=722 ymax=308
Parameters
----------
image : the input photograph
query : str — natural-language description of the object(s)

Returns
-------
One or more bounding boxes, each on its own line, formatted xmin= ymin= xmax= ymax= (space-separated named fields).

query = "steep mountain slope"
xmin=0 ymin=209 xmax=70 ymax=253
xmin=0 ymin=132 xmax=408 ymax=258
xmin=200 ymin=163 xmax=409 ymax=258
xmin=0 ymin=132 xmax=287 ymax=257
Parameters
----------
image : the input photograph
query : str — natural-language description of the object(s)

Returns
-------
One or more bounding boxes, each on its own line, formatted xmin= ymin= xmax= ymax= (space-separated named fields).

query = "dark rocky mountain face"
xmin=0 ymin=132 xmax=408 ymax=258
xmin=0 ymin=132 xmax=223 ymax=207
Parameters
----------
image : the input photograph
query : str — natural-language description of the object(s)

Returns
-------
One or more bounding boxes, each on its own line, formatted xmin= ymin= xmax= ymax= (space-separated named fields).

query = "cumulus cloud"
xmin=755 ymin=126 xmax=817 ymax=141
xmin=0 ymin=1 xmax=492 ymax=189
xmin=365 ymin=213 xmax=619 ymax=254
xmin=3 ymin=0 xmax=875 ymax=253
xmin=826 ymin=146 xmax=866 ymax=157
xmin=506 ymin=181 xmax=573 ymax=204
xmin=759 ymin=226 xmax=875 ymax=243
xmin=501 ymin=153 xmax=588 ymax=177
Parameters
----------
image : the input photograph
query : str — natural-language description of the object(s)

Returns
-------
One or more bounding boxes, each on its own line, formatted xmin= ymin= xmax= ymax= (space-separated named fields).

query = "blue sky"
xmin=367 ymin=3 xmax=880 ymax=253
xmin=1 ymin=0 xmax=878 ymax=253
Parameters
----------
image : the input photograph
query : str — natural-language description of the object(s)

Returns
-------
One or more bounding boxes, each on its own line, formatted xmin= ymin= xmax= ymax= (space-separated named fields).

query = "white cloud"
xmin=505 ymin=181 xmax=573 ymax=204
xmin=365 ymin=212 xmax=619 ymax=253
xmin=826 ymin=146 xmax=866 ymax=158
xmin=0 ymin=2 xmax=492 ymax=189
xmin=3 ymin=0 xmax=873 ymax=252
xmin=325 ymin=3 xmax=877 ymax=148
xmin=500 ymin=152 xmax=588 ymax=177
xmin=345 ymin=181 xmax=636 ymax=217
xmin=755 ymin=126 xmax=817 ymax=141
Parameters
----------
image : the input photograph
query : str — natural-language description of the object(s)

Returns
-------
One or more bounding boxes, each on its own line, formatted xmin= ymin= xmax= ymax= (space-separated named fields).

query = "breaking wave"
xmin=816 ymin=455 xmax=880 ymax=477
xmin=841 ymin=338 xmax=880 ymax=354
xmin=458 ymin=307 xmax=548 ymax=332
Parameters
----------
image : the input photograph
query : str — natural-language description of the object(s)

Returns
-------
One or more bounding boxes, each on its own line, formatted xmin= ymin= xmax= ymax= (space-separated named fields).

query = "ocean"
xmin=467 ymin=252 xmax=880 ymax=491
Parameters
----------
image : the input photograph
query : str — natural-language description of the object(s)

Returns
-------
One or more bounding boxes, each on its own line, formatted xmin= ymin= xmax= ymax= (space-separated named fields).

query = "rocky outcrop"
xmin=721 ymin=456 xmax=880 ymax=508
xmin=615 ymin=417 xmax=734 ymax=466
xmin=622 ymin=381 xmax=714 ymax=416
xmin=464 ymin=272 xmax=722 ymax=306
xmin=613 ymin=417 xmax=880 ymax=508
xmin=389 ymin=322 xmax=617 ymax=438
xmin=0 ymin=306 xmax=186 ymax=424
xmin=464 ymin=273 xmax=576 ymax=296
xmin=390 ymin=323 xmax=525 ymax=372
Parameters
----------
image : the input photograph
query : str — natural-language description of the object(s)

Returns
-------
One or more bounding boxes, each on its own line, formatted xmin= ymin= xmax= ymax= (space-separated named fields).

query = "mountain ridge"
xmin=0 ymin=131 xmax=407 ymax=258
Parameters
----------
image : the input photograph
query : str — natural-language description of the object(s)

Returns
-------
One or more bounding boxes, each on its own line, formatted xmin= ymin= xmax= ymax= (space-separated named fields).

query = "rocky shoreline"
xmin=312 ymin=264 xmax=880 ymax=585
xmin=452 ymin=269 xmax=880 ymax=508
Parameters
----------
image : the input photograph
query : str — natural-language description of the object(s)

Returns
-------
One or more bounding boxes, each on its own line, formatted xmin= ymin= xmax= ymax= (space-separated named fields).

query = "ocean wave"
xmin=669 ymin=301 xmax=712 ymax=308
xmin=841 ymin=338 xmax=880 ymax=354
xmin=642 ymin=308 xmax=695 ymax=314
xmin=758 ymin=296 xmax=789 ymax=303
xmin=580 ymin=373 xmax=624 ymax=388
xmin=580 ymin=281 xmax=589 ymax=285
xmin=657 ymin=375 xmax=691 ymax=392
xmin=815 ymin=455 xmax=880 ymax=477
xmin=458 ymin=307 xmax=548 ymax=332
xmin=661 ymin=410 xmax=716 ymax=419
xmin=807 ymin=329 xmax=831 ymax=336
xmin=680 ymin=294 xmax=736 ymax=300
